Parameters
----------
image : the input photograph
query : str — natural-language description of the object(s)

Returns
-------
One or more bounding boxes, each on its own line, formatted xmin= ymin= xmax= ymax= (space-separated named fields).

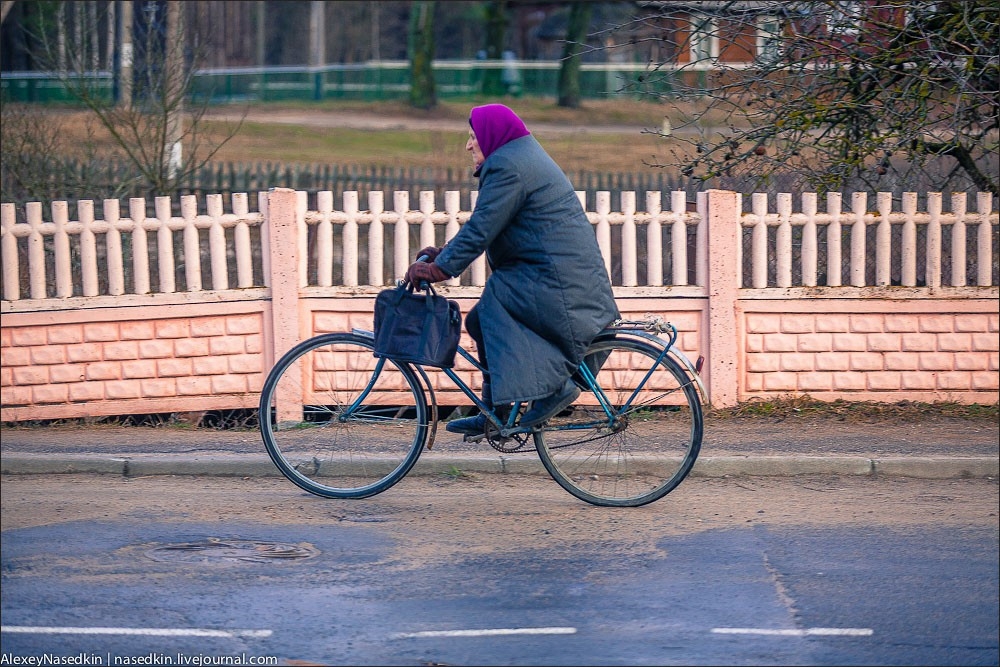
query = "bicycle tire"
xmin=534 ymin=336 xmax=703 ymax=507
xmin=259 ymin=332 xmax=429 ymax=499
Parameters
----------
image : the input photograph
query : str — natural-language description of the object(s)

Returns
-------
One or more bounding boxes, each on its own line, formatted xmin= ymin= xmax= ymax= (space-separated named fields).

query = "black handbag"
xmin=373 ymin=281 xmax=462 ymax=368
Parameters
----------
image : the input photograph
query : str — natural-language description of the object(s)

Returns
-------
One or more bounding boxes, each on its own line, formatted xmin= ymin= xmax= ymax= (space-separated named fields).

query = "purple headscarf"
xmin=469 ymin=104 xmax=531 ymax=161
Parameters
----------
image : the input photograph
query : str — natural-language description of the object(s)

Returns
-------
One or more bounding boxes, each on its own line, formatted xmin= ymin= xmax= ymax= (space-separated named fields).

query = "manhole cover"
xmin=145 ymin=538 xmax=319 ymax=564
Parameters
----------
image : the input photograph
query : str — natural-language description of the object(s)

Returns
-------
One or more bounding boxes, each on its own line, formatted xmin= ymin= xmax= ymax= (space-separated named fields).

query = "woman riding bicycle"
xmin=405 ymin=103 xmax=619 ymax=434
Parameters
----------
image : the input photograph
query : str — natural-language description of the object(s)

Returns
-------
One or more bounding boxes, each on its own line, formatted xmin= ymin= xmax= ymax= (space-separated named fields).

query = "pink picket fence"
xmin=1 ymin=187 xmax=996 ymax=423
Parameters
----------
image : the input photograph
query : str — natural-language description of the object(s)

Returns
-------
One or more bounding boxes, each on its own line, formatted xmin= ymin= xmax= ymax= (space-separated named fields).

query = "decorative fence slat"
xmin=1 ymin=189 xmax=997 ymax=304
xmin=901 ymin=192 xmax=917 ymax=287
xmin=27 ymin=202 xmax=46 ymax=299
xmin=207 ymin=194 xmax=228 ymax=291
xmin=129 ymin=198 xmax=150 ymax=295
xmin=751 ymin=193 xmax=768 ymax=289
xmin=393 ymin=191 xmax=410 ymax=282
xmin=53 ymin=200 xmax=73 ymax=298
xmin=341 ymin=190 xmax=359 ymax=287
xmin=105 ymin=199 xmax=124 ymax=296
xmin=156 ymin=196 xmax=175 ymax=294
xmin=669 ymin=190 xmax=686 ymax=286
xmin=801 ymin=192 xmax=818 ymax=287
xmin=316 ymin=190 xmax=334 ymax=287
xmin=876 ymin=192 xmax=892 ymax=287
xmin=927 ymin=193 xmax=942 ymax=289
xmin=368 ymin=191 xmax=385 ymax=287
xmin=978 ymin=192 xmax=994 ymax=288
xmin=233 ymin=193 xmax=253 ymax=289
xmin=851 ymin=192 xmax=867 ymax=288
xmin=595 ymin=191 xmax=612 ymax=277
xmin=952 ymin=192 xmax=967 ymax=288
xmin=621 ymin=190 xmax=637 ymax=287
xmin=776 ymin=193 xmax=792 ymax=288
xmin=1 ymin=203 xmax=19 ymax=300
xmin=826 ymin=192 xmax=842 ymax=287
xmin=444 ymin=191 xmax=461 ymax=288
xmin=181 ymin=195 xmax=202 ymax=292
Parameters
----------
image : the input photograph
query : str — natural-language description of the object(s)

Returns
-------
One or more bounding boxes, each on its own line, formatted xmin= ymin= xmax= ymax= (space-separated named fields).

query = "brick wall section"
xmin=742 ymin=303 xmax=999 ymax=401
xmin=1 ymin=302 xmax=266 ymax=422
xmin=1 ymin=293 xmax=996 ymax=423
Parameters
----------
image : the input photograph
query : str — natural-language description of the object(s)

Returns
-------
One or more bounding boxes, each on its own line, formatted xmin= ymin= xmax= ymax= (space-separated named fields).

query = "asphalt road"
xmin=1 ymin=473 xmax=997 ymax=666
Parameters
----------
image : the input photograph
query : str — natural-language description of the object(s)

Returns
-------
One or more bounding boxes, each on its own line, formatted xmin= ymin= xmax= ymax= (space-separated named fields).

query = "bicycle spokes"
xmin=533 ymin=337 xmax=703 ymax=507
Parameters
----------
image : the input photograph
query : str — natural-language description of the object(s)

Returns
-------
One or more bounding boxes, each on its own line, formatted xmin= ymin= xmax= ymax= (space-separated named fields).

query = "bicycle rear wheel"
xmin=259 ymin=332 xmax=429 ymax=499
xmin=534 ymin=336 xmax=703 ymax=507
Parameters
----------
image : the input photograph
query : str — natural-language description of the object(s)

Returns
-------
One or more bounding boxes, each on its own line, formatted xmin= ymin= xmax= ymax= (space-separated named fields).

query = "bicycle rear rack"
xmin=604 ymin=317 xmax=708 ymax=405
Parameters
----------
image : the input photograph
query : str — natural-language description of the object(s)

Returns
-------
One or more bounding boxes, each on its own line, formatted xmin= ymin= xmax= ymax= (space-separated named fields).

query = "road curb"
xmin=1 ymin=453 xmax=996 ymax=480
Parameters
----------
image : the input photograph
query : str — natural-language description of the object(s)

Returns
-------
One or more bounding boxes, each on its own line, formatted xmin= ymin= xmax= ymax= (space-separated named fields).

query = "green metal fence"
xmin=1 ymin=60 xmax=679 ymax=104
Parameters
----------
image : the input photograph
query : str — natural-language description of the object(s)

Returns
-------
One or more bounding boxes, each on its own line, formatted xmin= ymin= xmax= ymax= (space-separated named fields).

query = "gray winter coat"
xmin=435 ymin=135 xmax=620 ymax=405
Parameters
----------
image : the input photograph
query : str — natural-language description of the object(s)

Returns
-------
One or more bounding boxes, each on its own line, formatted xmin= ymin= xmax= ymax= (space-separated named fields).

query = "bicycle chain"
xmin=484 ymin=423 xmax=532 ymax=453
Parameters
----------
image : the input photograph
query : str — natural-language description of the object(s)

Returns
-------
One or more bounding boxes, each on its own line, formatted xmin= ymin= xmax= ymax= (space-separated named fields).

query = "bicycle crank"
xmin=464 ymin=424 xmax=532 ymax=453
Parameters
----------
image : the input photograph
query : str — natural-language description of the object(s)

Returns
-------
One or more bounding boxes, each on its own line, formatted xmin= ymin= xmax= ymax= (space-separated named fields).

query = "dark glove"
xmin=405 ymin=261 xmax=449 ymax=287
xmin=415 ymin=246 xmax=441 ymax=262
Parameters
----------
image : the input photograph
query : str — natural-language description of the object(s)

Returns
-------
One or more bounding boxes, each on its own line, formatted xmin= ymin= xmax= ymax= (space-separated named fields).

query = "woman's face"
xmin=466 ymin=129 xmax=484 ymax=172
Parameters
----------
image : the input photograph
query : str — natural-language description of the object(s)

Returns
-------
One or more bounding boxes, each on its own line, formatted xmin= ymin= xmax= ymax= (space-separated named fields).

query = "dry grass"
xmin=215 ymin=96 xmax=677 ymax=127
xmin=710 ymin=395 xmax=999 ymax=424
xmin=5 ymin=396 xmax=996 ymax=432
xmin=15 ymin=97 xmax=704 ymax=173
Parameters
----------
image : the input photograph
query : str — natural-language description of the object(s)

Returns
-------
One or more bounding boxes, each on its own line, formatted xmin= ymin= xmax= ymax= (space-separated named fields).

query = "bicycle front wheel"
xmin=534 ymin=336 xmax=703 ymax=507
xmin=259 ymin=332 xmax=429 ymax=499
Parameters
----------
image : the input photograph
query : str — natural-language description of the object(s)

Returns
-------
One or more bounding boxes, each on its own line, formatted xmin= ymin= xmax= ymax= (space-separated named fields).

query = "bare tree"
xmin=608 ymin=0 xmax=999 ymax=196
xmin=0 ymin=98 xmax=116 ymax=206
xmin=13 ymin=0 xmax=244 ymax=199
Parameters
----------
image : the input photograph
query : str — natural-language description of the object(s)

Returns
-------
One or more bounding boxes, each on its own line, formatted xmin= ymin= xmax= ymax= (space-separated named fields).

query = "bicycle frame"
xmin=351 ymin=317 xmax=704 ymax=442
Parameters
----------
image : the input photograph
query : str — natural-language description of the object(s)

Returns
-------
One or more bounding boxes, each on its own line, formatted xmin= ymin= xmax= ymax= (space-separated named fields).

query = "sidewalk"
xmin=1 ymin=416 xmax=997 ymax=480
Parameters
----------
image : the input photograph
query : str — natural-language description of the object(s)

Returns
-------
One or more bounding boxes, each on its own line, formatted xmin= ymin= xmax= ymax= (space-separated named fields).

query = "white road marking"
xmin=1 ymin=625 xmax=272 ymax=638
xmin=712 ymin=627 xmax=874 ymax=637
xmin=392 ymin=627 xmax=578 ymax=639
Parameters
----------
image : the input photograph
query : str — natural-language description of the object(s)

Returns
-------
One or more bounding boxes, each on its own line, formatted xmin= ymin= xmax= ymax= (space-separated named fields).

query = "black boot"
xmin=520 ymin=378 xmax=581 ymax=429
xmin=445 ymin=413 xmax=490 ymax=435
xmin=446 ymin=380 xmax=508 ymax=435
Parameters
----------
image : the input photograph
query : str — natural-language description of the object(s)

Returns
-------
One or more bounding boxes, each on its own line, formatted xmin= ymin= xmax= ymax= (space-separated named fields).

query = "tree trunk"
xmin=408 ymin=1 xmax=436 ymax=110
xmin=481 ymin=0 xmax=507 ymax=96
xmin=309 ymin=0 xmax=325 ymax=100
xmin=164 ymin=1 xmax=184 ymax=181
xmin=557 ymin=2 xmax=592 ymax=108
xmin=117 ymin=0 xmax=133 ymax=108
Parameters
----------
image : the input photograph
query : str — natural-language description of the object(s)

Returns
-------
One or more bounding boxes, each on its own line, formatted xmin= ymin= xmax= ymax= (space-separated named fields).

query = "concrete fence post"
xmin=705 ymin=189 xmax=741 ymax=408
xmin=264 ymin=188 xmax=304 ymax=423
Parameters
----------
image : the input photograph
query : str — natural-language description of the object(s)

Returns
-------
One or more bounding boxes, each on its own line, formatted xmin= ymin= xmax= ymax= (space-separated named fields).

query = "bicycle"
xmin=258 ymin=313 xmax=705 ymax=507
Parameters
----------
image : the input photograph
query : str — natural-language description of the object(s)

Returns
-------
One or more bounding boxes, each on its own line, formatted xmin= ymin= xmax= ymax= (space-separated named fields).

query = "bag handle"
xmin=402 ymin=253 xmax=437 ymax=295
xmin=397 ymin=277 xmax=440 ymax=298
